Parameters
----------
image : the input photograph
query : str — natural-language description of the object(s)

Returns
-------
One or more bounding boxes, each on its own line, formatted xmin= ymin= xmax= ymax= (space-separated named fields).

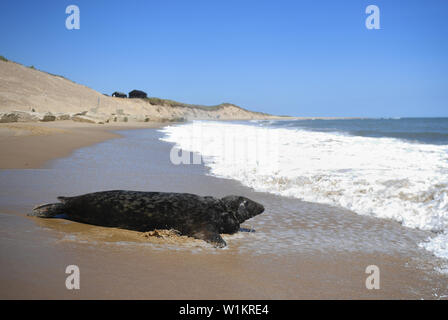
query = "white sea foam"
xmin=160 ymin=121 xmax=448 ymax=259
xmin=419 ymin=232 xmax=448 ymax=260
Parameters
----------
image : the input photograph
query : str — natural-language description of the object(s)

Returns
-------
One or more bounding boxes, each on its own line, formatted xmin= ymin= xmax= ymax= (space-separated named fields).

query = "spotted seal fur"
xmin=29 ymin=190 xmax=265 ymax=247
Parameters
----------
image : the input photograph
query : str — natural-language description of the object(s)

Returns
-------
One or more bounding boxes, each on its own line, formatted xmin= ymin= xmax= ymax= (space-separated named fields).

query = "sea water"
xmin=160 ymin=118 xmax=448 ymax=260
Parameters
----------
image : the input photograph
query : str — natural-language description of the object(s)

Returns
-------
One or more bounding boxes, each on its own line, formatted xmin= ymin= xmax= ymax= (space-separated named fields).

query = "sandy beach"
xmin=1 ymin=123 xmax=447 ymax=299
xmin=0 ymin=121 xmax=164 ymax=169
xmin=2 ymin=0 xmax=448 ymax=304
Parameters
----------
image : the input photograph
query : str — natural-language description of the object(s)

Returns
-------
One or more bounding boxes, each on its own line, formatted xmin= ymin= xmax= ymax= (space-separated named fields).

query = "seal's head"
xmin=221 ymin=195 xmax=265 ymax=224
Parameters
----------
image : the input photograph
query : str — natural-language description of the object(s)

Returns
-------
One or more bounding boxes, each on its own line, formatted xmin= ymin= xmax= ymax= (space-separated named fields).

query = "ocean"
xmin=160 ymin=118 xmax=448 ymax=261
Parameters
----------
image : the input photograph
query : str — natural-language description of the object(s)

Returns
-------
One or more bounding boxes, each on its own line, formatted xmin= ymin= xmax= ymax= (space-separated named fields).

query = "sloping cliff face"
xmin=0 ymin=60 xmax=280 ymax=123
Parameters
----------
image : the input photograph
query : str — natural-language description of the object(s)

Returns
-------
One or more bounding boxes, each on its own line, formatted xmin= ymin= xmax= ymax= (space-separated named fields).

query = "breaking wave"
xmin=160 ymin=120 xmax=448 ymax=259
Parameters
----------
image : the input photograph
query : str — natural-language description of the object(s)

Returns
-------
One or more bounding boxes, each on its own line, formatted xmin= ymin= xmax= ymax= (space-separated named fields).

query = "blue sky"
xmin=1 ymin=0 xmax=447 ymax=117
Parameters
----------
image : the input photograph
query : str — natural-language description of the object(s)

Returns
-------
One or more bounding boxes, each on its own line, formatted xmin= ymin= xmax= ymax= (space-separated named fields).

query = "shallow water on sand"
xmin=0 ymin=128 xmax=447 ymax=299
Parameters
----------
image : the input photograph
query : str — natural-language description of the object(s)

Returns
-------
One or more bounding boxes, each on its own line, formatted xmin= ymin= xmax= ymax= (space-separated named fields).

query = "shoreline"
xmin=0 ymin=116 xmax=410 ymax=170
xmin=0 ymin=121 xmax=165 ymax=169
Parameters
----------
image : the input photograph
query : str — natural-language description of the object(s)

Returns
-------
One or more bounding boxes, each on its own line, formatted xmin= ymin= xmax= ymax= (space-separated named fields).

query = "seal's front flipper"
xmin=28 ymin=203 xmax=64 ymax=218
xmin=191 ymin=227 xmax=227 ymax=248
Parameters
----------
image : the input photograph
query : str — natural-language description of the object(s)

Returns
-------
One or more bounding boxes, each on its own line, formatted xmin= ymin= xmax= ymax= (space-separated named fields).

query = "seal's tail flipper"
xmin=28 ymin=203 xmax=65 ymax=218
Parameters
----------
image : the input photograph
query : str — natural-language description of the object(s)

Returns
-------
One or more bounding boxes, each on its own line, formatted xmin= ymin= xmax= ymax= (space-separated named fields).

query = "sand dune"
xmin=0 ymin=59 xmax=280 ymax=123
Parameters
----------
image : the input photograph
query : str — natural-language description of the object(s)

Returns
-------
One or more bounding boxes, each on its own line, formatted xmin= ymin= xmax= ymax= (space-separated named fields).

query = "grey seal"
xmin=29 ymin=190 xmax=265 ymax=247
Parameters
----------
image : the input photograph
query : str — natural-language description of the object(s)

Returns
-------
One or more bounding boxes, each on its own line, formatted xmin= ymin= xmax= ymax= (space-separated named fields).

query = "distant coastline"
xmin=0 ymin=56 xmax=372 ymax=125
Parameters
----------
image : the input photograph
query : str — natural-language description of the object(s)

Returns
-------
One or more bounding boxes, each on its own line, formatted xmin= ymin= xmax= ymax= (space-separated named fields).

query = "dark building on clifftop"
xmin=112 ymin=91 xmax=127 ymax=98
xmin=129 ymin=90 xmax=147 ymax=99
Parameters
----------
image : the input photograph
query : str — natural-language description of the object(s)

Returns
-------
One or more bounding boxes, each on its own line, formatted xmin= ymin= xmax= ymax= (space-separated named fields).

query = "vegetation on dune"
xmin=145 ymin=97 xmax=237 ymax=110
xmin=145 ymin=97 xmax=268 ymax=114
xmin=145 ymin=97 xmax=216 ymax=109
xmin=45 ymin=71 xmax=68 ymax=80
xmin=1 ymin=55 xmax=68 ymax=80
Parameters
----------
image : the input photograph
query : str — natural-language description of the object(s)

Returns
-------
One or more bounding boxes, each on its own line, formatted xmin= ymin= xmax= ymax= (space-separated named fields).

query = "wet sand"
xmin=0 ymin=126 xmax=447 ymax=299
xmin=0 ymin=121 xmax=164 ymax=169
